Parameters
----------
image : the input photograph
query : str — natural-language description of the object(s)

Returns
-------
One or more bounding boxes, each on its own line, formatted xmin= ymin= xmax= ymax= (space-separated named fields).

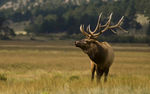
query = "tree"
xmin=146 ymin=22 xmax=150 ymax=43
xmin=122 ymin=0 xmax=141 ymax=29
xmin=147 ymin=22 xmax=150 ymax=35
xmin=0 ymin=15 xmax=15 ymax=40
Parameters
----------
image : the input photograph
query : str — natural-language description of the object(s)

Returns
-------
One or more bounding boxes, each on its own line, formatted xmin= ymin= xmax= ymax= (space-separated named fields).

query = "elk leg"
xmin=96 ymin=67 xmax=104 ymax=83
xmin=91 ymin=61 xmax=96 ymax=81
xmin=104 ymin=68 xmax=109 ymax=82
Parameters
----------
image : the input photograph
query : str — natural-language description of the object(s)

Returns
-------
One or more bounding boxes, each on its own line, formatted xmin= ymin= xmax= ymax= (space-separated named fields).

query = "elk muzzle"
xmin=75 ymin=41 xmax=80 ymax=47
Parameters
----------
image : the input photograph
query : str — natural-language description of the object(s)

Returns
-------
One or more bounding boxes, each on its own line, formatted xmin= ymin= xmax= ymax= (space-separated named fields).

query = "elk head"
xmin=75 ymin=13 xmax=127 ymax=51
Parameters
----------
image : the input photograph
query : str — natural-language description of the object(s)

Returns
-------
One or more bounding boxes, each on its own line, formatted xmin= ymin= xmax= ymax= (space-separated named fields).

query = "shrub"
xmin=0 ymin=74 xmax=7 ymax=81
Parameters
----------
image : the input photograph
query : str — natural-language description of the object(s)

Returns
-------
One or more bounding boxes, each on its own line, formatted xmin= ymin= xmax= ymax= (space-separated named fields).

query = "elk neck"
xmin=86 ymin=41 xmax=107 ymax=63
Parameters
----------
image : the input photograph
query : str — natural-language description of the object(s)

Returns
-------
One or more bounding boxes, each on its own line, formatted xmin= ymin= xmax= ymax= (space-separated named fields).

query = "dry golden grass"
xmin=0 ymin=40 xmax=150 ymax=94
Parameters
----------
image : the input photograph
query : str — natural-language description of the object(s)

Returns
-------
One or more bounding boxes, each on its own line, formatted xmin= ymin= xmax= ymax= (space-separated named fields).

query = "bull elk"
xmin=75 ymin=13 xmax=127 ymax=83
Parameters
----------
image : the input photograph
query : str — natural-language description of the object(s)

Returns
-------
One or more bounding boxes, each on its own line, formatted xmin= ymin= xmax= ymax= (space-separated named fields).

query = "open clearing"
xmin=0 ymin=40 xmax=150 ymax=94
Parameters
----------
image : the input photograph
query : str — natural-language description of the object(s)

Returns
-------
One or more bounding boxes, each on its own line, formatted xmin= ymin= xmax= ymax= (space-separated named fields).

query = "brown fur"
xmin=75 ymin=38 xmax=114 ymax=82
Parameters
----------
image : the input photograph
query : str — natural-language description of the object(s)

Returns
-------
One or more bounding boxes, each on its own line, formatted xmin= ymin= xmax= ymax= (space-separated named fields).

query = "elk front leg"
xmin=104 ymin=68 xmax=109 ymax=82
xmin=90 ymin=61 xmax=96 ymax=81
xmin=96 ymin=66 xmax=104 ymax=83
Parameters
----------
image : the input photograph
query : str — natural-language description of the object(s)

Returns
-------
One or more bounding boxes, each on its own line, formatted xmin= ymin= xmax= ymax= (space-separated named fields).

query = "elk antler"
xmin=80 ymin=13 xmax=127 ymax=39
xmin=87 ymin=12 xmax=103 ymax=34
xmin=80 ymin=24 xmax=90 ymax=37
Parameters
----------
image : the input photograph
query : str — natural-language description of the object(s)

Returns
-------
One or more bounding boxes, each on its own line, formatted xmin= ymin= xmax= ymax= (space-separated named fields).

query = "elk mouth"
xmin=75 ymin=41 xmax=80 ymax=47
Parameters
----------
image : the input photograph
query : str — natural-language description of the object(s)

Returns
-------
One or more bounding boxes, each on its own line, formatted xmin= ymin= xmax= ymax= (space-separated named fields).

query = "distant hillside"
xmin=0 ymin=0 xmax=118 ymax=11
xmin=0 ymin=0 xmax=149 ymax=40
xmin=0 ymin=0 xmax=83 ymax=10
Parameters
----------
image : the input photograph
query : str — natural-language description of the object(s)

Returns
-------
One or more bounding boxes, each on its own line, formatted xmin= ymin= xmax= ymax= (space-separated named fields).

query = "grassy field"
xmin=0 ymin=40 xmax=150 ymax=94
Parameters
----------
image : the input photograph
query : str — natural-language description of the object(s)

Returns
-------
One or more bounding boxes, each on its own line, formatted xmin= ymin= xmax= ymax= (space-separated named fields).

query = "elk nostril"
xmin=75 ymin=41 xmax=77 ymax=44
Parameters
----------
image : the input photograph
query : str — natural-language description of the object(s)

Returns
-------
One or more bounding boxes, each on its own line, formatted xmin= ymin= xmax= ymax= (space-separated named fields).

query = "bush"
xmin=69 ymin=75 xmax=80 ymax=81
xmin=0 ymin=74 xmax=7 ymax=81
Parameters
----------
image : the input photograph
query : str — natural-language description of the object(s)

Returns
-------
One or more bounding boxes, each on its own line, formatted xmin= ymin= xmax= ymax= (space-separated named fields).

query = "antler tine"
xmin=87 ymin=25 xmax=93 ymax=35
xmin=110 ymin=29 xmax=117 ymax=34
xmin=86 ymin=13 xmax=103 ymax=35
xmin=109 ymin=16 xmax=124 ymax=28
xmin=100 ymin=13 xmax=113 ymax=28
xmin=109 ymin=16 xmax=128 ymax=33
xmin=118 ymin=26 xmax=128 ymax=33
xmin=80 ymin=24 xmax=90 ymax=37
xmin=93 ymin=12 xmax=103 ymax=34
xmin=93 ymin=13 xmax=113 ymax=37
xmin=118 ymin=16 xmax=124 ymax=25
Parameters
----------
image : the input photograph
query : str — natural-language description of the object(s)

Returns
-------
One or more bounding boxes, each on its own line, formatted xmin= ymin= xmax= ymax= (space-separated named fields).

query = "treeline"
xmin=0 ymin=0 xmax=150 ymax=42
xmin=0 ymin=14 xmax=15 ymax=40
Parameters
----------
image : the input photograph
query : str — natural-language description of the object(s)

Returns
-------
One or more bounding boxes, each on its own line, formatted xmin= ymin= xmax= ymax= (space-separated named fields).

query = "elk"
xmin=75 ymin=13 xmax=126 ymax=83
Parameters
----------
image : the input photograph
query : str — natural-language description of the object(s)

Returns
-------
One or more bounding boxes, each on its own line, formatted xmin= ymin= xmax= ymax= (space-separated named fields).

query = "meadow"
xmin=0 ymin=40 xmax=150 ymax=94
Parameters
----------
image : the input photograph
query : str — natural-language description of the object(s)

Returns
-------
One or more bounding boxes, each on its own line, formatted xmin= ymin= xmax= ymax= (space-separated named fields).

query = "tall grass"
xmin=0 ymin=41 xmax=150 ymax=94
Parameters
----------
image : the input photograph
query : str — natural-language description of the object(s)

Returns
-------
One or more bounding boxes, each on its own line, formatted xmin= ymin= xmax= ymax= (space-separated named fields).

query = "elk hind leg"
xmin=104 ymin=68 xmax=109 ymax=82
xmin=91 ymin=61 xmax=96 ymax=81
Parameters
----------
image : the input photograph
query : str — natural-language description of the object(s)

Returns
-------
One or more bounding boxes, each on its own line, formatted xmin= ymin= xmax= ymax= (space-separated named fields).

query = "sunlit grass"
xmin=0 ymin=41 xmax=150 ymax=94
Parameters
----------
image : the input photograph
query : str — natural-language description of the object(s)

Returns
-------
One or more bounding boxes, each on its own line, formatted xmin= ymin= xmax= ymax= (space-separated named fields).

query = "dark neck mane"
xmin=86 ymin=41 xmax=106 ymax=63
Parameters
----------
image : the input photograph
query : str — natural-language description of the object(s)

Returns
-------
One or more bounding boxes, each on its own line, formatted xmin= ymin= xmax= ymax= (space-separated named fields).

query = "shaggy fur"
xmin=75 ymin=38 xmax=114 ymax=82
